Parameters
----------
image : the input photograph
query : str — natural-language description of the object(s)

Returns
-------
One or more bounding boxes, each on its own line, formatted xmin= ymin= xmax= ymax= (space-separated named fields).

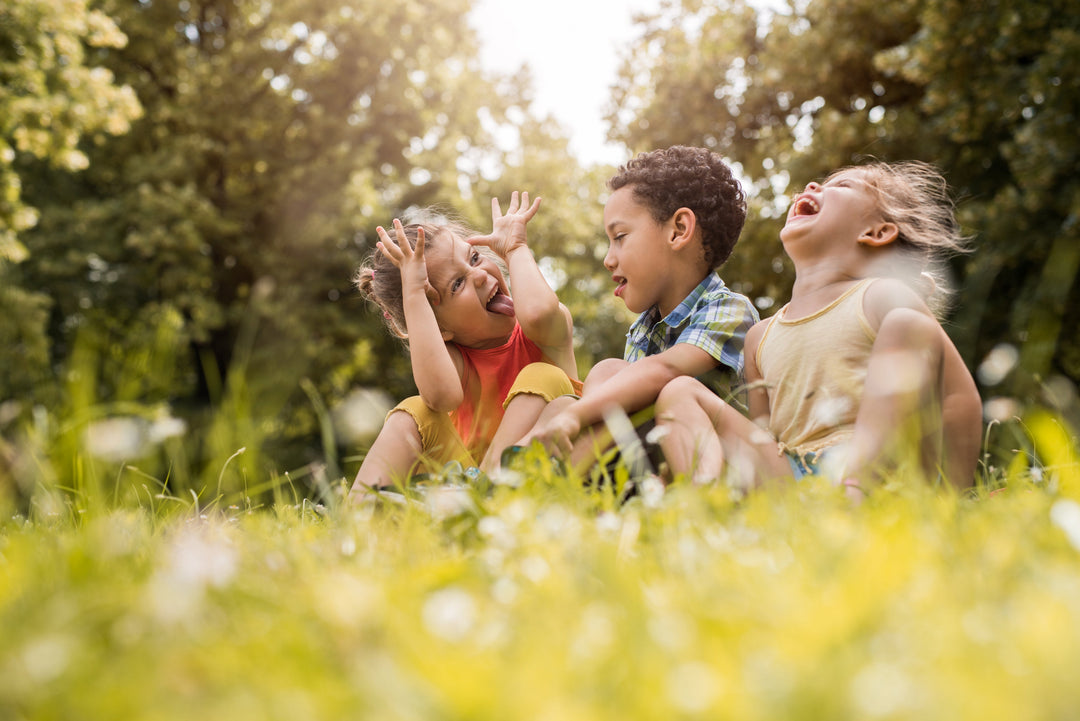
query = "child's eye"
xmin=470 ymin=251 xmax=480 ymax=265
xmin=452 ymin=277 xmax=464 ymax=293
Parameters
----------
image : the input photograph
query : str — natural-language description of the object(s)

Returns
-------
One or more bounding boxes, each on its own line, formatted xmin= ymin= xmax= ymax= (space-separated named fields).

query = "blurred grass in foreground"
xmin=2 ymin=412 xmax=1080 ymax=721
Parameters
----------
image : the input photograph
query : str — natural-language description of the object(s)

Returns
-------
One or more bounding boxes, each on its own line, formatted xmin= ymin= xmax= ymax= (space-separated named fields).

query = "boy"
xmin=513 ymin=146 xmax=758 ymax=476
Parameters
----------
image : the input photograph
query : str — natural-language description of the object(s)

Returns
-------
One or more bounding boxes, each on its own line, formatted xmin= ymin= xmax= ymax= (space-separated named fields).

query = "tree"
xmin=13 ymin=0 xmax=539 ymax=482
xmin=0 ymin=0 xmax=141 ymax=402
xmin=607 ymin=0 xmax=1080 ymax=399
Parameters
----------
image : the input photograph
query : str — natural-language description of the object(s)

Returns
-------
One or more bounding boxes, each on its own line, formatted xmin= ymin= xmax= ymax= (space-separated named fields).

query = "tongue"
xmin=486 ymin=291 xmax=515 ymax=316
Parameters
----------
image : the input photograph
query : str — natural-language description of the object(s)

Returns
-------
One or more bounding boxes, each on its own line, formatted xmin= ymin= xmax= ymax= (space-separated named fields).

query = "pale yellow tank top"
xmin=756 ymin=279 xmax=876 ymax=457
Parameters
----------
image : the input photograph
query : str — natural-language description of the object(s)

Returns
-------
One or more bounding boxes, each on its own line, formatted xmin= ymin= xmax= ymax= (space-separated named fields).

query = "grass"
xmin=2 ymin=413 xmax=1080 ymax=721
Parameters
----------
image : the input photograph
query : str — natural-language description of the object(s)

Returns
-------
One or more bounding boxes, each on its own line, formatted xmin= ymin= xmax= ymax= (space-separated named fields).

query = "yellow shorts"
xmin=388 ymin=362 xmax=582 ymax=474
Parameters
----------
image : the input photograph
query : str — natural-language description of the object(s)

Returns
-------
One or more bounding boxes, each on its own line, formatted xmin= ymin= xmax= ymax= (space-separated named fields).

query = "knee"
xmin=386 ymin=396 xmax=431 ymax=442
xmin=506 ymin=362 xmax=575 ymax=405
xmin=656 ymin=375 xmax=707 ymax=413
xmin=583 ymin=358 xmax=627 ymax=392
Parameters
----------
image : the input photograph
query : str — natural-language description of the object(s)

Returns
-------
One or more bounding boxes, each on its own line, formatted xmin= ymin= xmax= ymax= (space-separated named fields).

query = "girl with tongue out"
xmin=350 ymin=192 xmax=582 ymax=495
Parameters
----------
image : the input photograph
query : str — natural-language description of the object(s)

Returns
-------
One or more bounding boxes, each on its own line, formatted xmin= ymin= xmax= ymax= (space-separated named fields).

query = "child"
xmin=653 ymin=160 xmax=983 ymax=496
xmin=514 ymin=146 xmax=758 ymax=473
xmin=349 ymin=192 xmax=582 ymax=495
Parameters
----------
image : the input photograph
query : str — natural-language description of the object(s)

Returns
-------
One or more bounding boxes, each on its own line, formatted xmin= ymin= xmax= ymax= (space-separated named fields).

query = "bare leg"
xmin=582 ymin=358 xmax=627 ymax=393
xmin=350 ymin=410 xmax=422 ymax=495
xmin=484 ymin=362 xmax=586 ymax=472
xmin=505 ymin=359 xmax=628 ymax=467
xmin=656 ymin=376 xmax=789 ymax=488
xmin=563 ymin=359 xmax=647 ymax=472
xmin=481 ymin=392 xmax=551 ymax=472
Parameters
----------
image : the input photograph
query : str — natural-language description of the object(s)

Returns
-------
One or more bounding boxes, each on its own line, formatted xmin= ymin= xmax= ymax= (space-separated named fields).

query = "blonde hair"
xmin=829 ymin=160 xmax=970 ymax=316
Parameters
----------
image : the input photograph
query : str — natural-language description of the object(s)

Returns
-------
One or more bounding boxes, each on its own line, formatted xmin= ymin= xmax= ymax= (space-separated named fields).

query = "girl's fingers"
xmin=375 ymin=225 xmax=398 ymax=253
xmin=375 ymin=225 xmax=403 ymax=267
xmin=391 ymin=219 xmax=411 ymax=258
xmin=523 ymin=195 xmax=542 ymax=220
xmin=377 ymin=222 xmax=405 ymax=251
xmin=413 ymin=225 xmax=425 ymax=260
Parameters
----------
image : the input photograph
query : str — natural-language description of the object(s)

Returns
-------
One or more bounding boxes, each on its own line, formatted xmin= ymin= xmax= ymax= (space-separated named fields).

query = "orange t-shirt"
xmin=451 ymin=323 xmax=543 ymax=457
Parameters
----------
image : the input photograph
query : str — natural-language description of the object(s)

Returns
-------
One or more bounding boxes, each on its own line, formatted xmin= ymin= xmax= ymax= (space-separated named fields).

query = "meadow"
xmin=2 ymin=410 xmax=1080 ymax=721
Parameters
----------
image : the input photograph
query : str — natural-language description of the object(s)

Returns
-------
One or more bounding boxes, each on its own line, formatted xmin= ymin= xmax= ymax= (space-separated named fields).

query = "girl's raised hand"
xmin=376 ymin=219 xmax=438 ymax=305
xmin=468 ymin=191 xmax=542 ymax=258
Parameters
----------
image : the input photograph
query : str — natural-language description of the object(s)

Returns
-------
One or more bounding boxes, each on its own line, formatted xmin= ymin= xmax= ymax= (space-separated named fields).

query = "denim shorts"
xmin=786 ymin=450 xmax=825 ymax=481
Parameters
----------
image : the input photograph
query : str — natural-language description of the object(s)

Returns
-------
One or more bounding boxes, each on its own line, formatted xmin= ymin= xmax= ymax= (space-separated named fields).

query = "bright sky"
xmin=469 ymin=0 xmax=662 ymax=167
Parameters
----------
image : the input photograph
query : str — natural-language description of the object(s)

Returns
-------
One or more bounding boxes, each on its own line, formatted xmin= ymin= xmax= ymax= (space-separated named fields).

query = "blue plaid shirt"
xmin=623 ymin=272 xmax=758 ymax=375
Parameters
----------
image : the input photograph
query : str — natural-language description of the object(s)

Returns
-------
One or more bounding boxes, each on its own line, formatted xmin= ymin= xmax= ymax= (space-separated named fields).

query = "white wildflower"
xmin=667 ymin=661 xmax=720 ymax=713
xmin=520 ymin=555 xmax=550 ymax=583
xmin=639 ymin=475 xmax=665 ymax=509
xmin=424 ymin=486 xmax=475 ymax=520
xmin=422 ymin=587 xmax=476 ymax=643
xmin=977 ymin=344 xmax=1019 ymax=386
xmin=1050 ymin=499 xmax=1080 ymax=552
xmin=83 ymin=417 xmax=147 ymax=462
xmin=850 ymin=661 xmax=917 ymax=717
xmin=332 ymin=388 xmax=393 ymax=444
xmin=983 ymin=397 xmax=1020 ymax=423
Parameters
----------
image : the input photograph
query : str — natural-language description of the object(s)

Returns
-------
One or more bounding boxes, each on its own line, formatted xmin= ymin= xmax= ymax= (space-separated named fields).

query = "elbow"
xmin=633 ymin=356 xmax=690 ymax=398
xmin=421 ymin=387 xmax=464 ymax=414
xmin=515 ymin=299 xmax=562 ymax=338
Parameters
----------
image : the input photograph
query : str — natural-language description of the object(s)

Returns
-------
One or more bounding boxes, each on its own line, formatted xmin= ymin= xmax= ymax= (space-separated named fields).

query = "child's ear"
xmin=858 ymin=221 xmax=900 ymax=247
xmin=669 ymin=207 xmax=698 ymax=250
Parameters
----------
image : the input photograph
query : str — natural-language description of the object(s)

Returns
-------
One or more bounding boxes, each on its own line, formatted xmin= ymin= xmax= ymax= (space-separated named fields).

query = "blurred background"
xmin=2 ymin=0 xmax=1077 ymax=503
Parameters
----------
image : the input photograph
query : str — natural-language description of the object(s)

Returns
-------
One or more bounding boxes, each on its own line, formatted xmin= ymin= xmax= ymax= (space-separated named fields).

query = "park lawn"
xmin=2 ymin=447 xmax=1080 ymax=720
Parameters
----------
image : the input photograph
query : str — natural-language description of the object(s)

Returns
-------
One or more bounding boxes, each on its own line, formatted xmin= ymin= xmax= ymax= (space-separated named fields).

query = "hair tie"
xmin=383 ymin=310 xmax=392 ymax=320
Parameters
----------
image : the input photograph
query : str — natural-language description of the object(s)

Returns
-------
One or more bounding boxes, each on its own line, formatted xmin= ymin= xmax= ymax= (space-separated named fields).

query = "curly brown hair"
xmin=608 ymin=146 xmax=747 ymax=269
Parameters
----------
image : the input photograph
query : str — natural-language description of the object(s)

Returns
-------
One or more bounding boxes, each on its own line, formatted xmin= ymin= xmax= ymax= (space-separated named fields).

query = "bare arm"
xmin=742 ymin=320 xmax=772 ymax=425
xmin=469 ymin=192 xmax=576 ymax=372
xmin=856 ymin=278 xmax=981 ymax=486
xmin=378 ymin=220 xmax=464 ymax=413
xmin=507 ymin=247 xmax=576 ymax=368
xmin=519 ymin=343 xmax=719 ymax=456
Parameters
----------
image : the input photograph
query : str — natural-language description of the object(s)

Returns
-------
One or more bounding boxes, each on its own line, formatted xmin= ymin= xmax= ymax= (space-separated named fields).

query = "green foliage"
xmin=0 ymin=0 xmax=142 ymax=407
xmin=6 ymin=0 xmax=609 ymax=477
xmin=0 ymin=0 xmax=141 ymax=263
xmin=607 ymin=0 xmax=1080 ymax=398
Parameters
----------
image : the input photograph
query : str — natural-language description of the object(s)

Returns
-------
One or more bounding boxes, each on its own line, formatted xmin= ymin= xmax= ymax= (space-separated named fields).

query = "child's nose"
xmin=805 ymin=181 xmax=821 ymax=193
xmin=603 ymin=245 xmax=616 ymax=271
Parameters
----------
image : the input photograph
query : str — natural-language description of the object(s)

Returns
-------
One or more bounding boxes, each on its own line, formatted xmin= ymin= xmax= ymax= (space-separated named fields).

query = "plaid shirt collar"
xmin=629 ymin=272 xmax=725 ymax=336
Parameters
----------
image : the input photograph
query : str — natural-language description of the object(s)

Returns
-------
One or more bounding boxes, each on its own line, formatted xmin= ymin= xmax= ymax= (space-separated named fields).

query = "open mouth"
xmin=793 ymin=196 xmax=820 ymax=216
xmin=485 ymin=286 xmax=515 ymax=316
xmin=613 ymin=276 xmax=627 ymax=298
